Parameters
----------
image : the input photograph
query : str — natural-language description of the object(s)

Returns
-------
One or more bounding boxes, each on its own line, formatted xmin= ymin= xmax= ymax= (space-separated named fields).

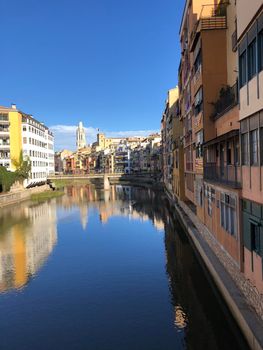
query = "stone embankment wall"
xmin=0 ymin=185 xmax=50 ymax=208
xmin=165 ymin=188 xmax=263 ymax=350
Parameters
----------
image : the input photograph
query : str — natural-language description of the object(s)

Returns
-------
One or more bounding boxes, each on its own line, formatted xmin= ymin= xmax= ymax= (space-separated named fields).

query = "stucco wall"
xmin=0 ymin=185 xmax=50 ymax=208
xmin=215 ymin=105 xmax=239 ymax=137
xmin=239 ymin=72 xmax=263 ymax=121
xmin=9 ymin=111 xmax=22 ymax=171
xmin=242 ymin=166 xmax=263 ymax=204
xmin=244 ymin=247 xmax=263 ymax=294
xmin=237 ymin=0 xmax=263 ymax=38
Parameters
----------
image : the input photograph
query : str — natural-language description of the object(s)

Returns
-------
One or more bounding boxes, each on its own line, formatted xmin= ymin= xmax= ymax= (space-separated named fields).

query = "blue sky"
xmin=1 ymin=0 xmax=184 ymax=149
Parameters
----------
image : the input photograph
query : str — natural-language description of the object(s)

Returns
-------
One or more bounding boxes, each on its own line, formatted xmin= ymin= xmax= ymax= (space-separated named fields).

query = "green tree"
xmin=0 ymin=167 xmax=18 ymax=192
xmin=12 ymin=150 xmax=31 ymax=181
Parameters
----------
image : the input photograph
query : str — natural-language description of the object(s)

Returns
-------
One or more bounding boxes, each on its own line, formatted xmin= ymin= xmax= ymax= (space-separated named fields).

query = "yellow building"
xmin=94 ymin=133 xmax=131 ymax=151
xmin=0 ymin=200 xmax=57 ymax=292
xmin=0 ymin=104 xmax=22 ymax=171
xmin=171 ymin=90 xmax=185 ymax=201
xmin=161 ymin=88 xmax=180 ymax=193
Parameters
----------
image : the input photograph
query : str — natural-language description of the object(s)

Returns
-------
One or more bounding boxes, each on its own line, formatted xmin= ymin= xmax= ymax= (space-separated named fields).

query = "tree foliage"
xmin=0 ymin=167 xmax=18 ymax=192
xmin=0 ymin=151 xmax=31 ymax=193
xmin=12 ymin=151 xmax=31 ymax=180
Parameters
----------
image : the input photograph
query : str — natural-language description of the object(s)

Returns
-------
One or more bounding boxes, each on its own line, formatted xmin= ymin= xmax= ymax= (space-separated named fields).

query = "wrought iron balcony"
xmin=204 ymin=163 xmax=241 ymax=188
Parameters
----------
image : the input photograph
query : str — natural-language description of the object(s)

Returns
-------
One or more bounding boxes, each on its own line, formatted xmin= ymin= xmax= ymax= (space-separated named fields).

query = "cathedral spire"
xmin=76 ymin=121 xmax=86 ymax=149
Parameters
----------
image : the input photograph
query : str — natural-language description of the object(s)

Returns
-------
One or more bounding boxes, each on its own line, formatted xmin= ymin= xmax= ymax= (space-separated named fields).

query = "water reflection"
xmin=0 ymin=185 xmax=248 ymax=349
xmin=0 ymin=200 xmax=57 ymax=292
xmin=57 ymin=184 xmax=247 ymax=349
xmin=58 ymin=185 xmax=165 ymax=232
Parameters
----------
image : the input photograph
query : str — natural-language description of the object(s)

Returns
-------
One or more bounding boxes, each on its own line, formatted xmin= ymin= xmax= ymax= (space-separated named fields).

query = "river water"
xmin=0 ymin=185 xmax=249 ymax=350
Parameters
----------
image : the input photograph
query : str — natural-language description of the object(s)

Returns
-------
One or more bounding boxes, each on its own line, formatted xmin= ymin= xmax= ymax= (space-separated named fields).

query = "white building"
xmin=22 ymin=114 xmax=54 ymax=186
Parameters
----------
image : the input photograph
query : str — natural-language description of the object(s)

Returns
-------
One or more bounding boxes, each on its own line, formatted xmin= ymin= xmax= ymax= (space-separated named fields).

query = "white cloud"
xmin=50 ymin=124 xmax=159 ymax=151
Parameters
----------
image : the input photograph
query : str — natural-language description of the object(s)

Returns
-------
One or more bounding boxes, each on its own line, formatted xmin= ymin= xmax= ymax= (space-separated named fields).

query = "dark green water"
xmin=0 ymin=185 xmax=248 ymax=349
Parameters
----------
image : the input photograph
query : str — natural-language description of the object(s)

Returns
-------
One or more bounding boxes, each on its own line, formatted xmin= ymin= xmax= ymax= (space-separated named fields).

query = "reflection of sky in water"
xmin=0 ymin=185 xmax=249 ymax=350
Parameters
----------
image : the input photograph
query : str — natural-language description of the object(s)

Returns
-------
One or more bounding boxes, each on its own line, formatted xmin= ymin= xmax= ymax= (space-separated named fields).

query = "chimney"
xmin=11 ymin=103 xmax=17 ymax=110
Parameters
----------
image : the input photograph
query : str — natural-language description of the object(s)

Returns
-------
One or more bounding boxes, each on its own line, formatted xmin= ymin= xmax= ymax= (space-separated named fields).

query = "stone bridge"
xmin=48 ymin=173 xmax=160 ymax=188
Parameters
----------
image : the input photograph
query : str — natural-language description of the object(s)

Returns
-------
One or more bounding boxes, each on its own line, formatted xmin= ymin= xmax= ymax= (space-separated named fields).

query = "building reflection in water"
xmin=0 ymin=200 xmax=57 ymax=293
xmin=58 ymin=184 xmax=247 ymax=349
xmin=58 ymin=184 xmax=165 ymax=232
xmin=0 ymin=184 xmax=247 ymax=349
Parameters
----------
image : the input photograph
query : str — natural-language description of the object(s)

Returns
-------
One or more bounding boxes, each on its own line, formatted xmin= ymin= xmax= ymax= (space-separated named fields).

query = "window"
xmin=250 ymin=129 xmax=258 ymax=165
xmin=248 ymin=39 xmax=257 ymax=80
xmin=196 ymin=130 xmax=203 ymax=158
xmin=239 ymin=51 xmax=247 ymax=87
xmin=196 ymin=181 xmax=203 ymax=207
xmin=251 ymin=223 xmax=260 ymax=254
xmin=258 ymin=30 xmax=263 ymax=72
xmin=220 ymin=193 xmax=237 ymax=236
xmin=234 ymin=141 xmax=240 ymax=165
xmin=23 ymin=137 xmax=27 ymax=144
xmin=175 ymin=149 xmax=178 ymax=168
xmin=208 ymin=190 xmax=212 ymax=216
xmin=241 ymin=133 xmax=249 ymax=165
xmin=227 ymin=142 xmax=232 ymax=165
xmin=194 ymin=50 xmax=202 ymax=73
xmin=194 ymin=88 xmax=203 ymax=116
xmin=0 ymin=113 xmax=8 ymax=121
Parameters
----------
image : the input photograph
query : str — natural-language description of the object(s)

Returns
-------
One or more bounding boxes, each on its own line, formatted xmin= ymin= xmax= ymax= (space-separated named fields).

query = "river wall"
xmin=164 ymin=187 xmax=263 ymax=350
xmin=0 ymin=185 xmax=50 ymax=208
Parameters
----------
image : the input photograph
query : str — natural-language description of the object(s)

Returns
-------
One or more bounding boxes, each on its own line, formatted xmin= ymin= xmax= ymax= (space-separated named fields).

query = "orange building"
xmin=178 ymin=0 xmax=244 ymax=268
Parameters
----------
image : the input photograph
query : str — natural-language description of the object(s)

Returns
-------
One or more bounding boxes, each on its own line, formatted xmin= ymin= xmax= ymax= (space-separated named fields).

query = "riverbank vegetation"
xmin=0 ymin=152 xmax=31 ymax=193
xmin=31 ymin=190 xmax=64 ymax=202
xmin=52 ymin=179 xmax=91 ymax=189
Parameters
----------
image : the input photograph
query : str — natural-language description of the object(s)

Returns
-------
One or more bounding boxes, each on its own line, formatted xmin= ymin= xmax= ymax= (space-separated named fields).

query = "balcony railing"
xmin=204 ymin=163 xmax=241 ymax=188
xmin=211 ymin=82 xmax=238 ymax=120
xmin=0 ymin=145 xmax=10 ymax=150
xmin=200 ymin=3 xmax=227 ymax=30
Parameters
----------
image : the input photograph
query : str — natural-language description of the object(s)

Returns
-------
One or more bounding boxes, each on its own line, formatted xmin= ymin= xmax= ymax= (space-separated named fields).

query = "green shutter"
xmin=251 ymin=202 xmax=261 ymax=218
xmin=243 ymin=212 xmax=252 ymax=251
xmin=260 ymin=225 xmax=263 ymax=258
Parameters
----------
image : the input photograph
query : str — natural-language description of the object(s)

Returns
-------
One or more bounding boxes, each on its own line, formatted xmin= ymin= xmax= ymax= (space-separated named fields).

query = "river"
xmin=0 ymin=185 xmax=249 ymax=349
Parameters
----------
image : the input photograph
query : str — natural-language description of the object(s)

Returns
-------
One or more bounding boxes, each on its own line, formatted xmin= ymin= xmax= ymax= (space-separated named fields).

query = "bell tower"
xmin=76 ymin=121 xmax=86 ymax=149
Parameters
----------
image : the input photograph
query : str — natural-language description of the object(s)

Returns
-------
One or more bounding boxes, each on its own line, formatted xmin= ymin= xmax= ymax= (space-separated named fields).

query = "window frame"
xmin=248 ymin=39 xmax=257 ymax=80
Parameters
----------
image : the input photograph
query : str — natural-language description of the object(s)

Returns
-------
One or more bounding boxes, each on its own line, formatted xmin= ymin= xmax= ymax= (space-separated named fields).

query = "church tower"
xmin=76 ymin=121 xmax=86 ymax=149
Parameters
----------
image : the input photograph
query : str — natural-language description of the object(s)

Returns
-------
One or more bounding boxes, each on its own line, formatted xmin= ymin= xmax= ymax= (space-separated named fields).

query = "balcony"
xmin=204 ymin=163 xmax=241 ymax=188
xmin=190 ymin=3 xmax=227 ymax=50
xmin=200 ymin=3 xmax=227 ymax=30
xmin=0 ymin=145 xmax=10 ymax=151
xmin=0 ymin=129 xmax=9 ymax=134
xmin=0 ymin=153 xmax=10 ymax=159
xmin=0 ymin=116 xmax=9 ymax=124
xmin=211 ymin=82 xmax=238 ymax=120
